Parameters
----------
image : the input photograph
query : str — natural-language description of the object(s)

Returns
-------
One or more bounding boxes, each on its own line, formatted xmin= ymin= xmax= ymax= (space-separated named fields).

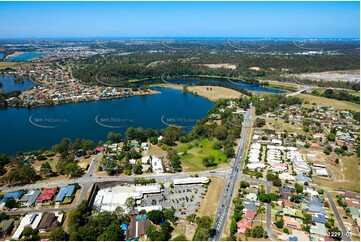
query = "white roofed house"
xmin=141 ymin=155 xmax=150 ymax=164
xmin=151 ymin=156 xmax=163 ymax=173
xmin=11 ymin=213 xmax=42 ymax=240
xmin=141 ymin=142 xmax=149 ymax=150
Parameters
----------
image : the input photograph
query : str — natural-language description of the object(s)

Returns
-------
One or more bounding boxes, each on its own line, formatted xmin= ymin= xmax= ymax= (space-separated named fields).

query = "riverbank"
xmin=4 ymin=52 xmax=24 ymax=61
xmin=156 ymin=83 xmax=244 ymax=101
xmin=10 ymin=88 xmax=161 ymax=109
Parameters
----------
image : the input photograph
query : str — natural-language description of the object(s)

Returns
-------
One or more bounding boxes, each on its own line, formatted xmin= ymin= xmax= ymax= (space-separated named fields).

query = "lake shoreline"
xmin=4 ymin=51 xmax=24 ymax=61
xmin=7 ymin=89 xmax=162 ymax=109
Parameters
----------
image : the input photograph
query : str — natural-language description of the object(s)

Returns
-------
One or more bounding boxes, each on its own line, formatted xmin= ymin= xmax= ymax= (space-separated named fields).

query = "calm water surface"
xmin=6 ymin=52 xmax=47 ymax=62
xmin=0 ymin=76 xmax=36 ymax=93
xmin=0 ymin=87 xmax=214 ymax=155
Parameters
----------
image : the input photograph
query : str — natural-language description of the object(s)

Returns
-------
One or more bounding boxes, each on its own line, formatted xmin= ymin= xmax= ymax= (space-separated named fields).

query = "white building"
xmin=93 ymin=185 xmax=161 ymax=212
xmin=12 ymin=213 xmax=42 ymax=240
xmin=151 ymin=156 xmax=163 ymax=173
xmin=173 ymin=177 xmax=209 ymax=185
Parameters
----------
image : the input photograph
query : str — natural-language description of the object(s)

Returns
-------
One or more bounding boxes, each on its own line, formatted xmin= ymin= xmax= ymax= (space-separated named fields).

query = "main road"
xmin=211 ymin=104 xmax=254 ymax=241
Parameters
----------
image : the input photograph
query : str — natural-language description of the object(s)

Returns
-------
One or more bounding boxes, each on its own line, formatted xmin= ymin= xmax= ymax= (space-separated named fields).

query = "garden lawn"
xmin=176 ymin=138 xmax=228 ymax=172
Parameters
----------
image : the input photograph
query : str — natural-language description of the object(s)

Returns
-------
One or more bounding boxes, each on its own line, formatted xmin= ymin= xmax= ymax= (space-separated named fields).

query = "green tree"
xmin=295 ymin=183 xmax=304 ymax=194
xmin=275 ymin=218 xmax=284 ymax=228
xmin=173 ymin=234 xmax=187 ymax=241
xmin=251 ymin=226 xmax=264 ymax=238
xmin=5 ymin=198 xmax=17 ymax=209
xmin=81 ymin=139 xmax=94 ymax=151
xmin=133 ymin=163 xmax=143 ymax=174
xmin=49 ymin=227 xmax=69 ymax=241
xmin=147 ymin=210 xmax=165 ymax=224
xmin=40 ymin=161 xmax=53 ymax=177
xmin=63 ymin=162 xmax=82 ymax=178
xmin=22 ymin=227 xmax=40 ymax=241
xmin=107 ymin=132 xmax=121 ymax=143
xmin=125 ymin=197 xmax=136 ymax=211
xmin=230 ymin=218 xmax=237 ymax=234
xmin=214 ymin=125 xmax=228 ymax=140
xmin=97 ymin=222 xmax=125 ymax=241
xmin=164 ymin=208 xmax=176 ymax=223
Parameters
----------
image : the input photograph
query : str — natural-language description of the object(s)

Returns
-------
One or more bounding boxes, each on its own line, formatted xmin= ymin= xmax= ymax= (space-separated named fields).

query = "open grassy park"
xmin=157 ymin=84 xmax=244 ymax=101
xmin=175 ymin=138 xmax=228 ymax=172
xmin=299 ymin=93 xmax=360 ymax=112
xmin=0 ymin=61 xmax=24 ymax=70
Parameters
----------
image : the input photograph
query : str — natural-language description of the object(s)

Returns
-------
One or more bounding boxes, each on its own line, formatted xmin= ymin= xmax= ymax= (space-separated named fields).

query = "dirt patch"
xmin=188 ymin=86 xmax=244 ymax=101
xmin=202 ymin=63 xmax=237 ymax=70
xmin=197 ymin=177 xmax=225 ymax=218
xmin=148 ymin=145 xmax=168 ymax=156
xmin=185 ymin=222 xmax=197 ymax=240
xmin=299 ymin=147 xmax=360 ymax=192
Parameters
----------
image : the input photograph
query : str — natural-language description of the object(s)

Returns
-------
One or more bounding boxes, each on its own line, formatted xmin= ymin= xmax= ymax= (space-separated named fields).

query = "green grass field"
xmin=299 ymin=94 xmax=360 ymax=112
xmin=0 ymin=62 xmax=24 ymax=70
xmin=175 ymin=138 xmax=228 ymax=172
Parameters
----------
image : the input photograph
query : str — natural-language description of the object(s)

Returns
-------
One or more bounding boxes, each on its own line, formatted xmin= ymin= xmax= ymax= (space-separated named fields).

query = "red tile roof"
xmin=283 ymin=199 xmax=293 ymax=208
xmin=36 ymin=187 xmax=57 ymax=203
xmin=245 ymin=210 xmax=257 ymax=221
xmin=237 ymin=219 xmax=252 ymax=234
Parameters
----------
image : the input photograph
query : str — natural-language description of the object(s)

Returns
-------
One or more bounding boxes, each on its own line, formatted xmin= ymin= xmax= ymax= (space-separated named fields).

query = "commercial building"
xmin=173 ymin=177 xmax=209 ymax=185
xmin=93 ymin=185 xmax=161 ymax=212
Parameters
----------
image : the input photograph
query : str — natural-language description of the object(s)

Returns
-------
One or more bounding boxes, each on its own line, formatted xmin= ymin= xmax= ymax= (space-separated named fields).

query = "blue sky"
xmin=0 ymin=1 xmax=359 ymax=38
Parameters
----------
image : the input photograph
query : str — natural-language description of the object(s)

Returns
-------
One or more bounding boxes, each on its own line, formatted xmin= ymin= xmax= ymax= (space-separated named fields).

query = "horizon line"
xmin=0 ymin=36 xmax=359 ymax=40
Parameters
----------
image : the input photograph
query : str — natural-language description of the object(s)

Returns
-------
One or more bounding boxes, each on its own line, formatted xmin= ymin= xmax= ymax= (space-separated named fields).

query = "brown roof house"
xmin=127 ymin=215 xmax=151 ymax=240
xmin=0 ymin=219 xmax=14 ymax=235
xmin=38 ymin=213 xmax=60 ymax=232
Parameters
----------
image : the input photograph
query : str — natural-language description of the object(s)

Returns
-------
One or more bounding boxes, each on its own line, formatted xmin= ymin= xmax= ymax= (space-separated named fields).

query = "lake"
xmin=0 ymin=76 xmax=36 ymax=93
xmin=0 ymin=87 xmax=214 ymax=155
xmin=6 ymin=52 xmax=47 ymax=62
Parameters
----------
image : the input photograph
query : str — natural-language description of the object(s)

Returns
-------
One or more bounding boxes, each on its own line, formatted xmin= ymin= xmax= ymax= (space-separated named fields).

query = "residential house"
xmin=36 ymin=187 xmax=57 ymax=204
xmin=55 ymin=185 xmax=76 ymax=202
xmin=20 ymin=190 xmax=41 ymax=208
xmin=284 ymin=216 xmax=302 ymax=230
xmin=308 ymin=204 xmax=325 ymax=215
xmin=0 ymin=219 xmax=14 ymax=235
xmin=349 ymin=206 xmax=360 ymax=220
xmin=243 ymin=201 xmax=257 ymax=212
xmin=245 ymin=210 xmax=257 ymax=221
xmin=11 ymin=213 xmax=42 ymax=240
xmin=312 ymin=214 xmax=327 ymax=224
xmin=237 ymin=219 xmax=252 ymax=234
xmin=283 ymin=207 xmax=297 ymax=217
xmin=38 ymin=213 xmax=60 ymax=232
xmin=310 ymin=222 xmax=328 ymax=236
xmin=283 ymin=199 xmax=293 ymax=208
xmin=245 ymin=193 xmax=257 ymax=202
xmin=1 ymin=191 xmax=23 ymax=203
